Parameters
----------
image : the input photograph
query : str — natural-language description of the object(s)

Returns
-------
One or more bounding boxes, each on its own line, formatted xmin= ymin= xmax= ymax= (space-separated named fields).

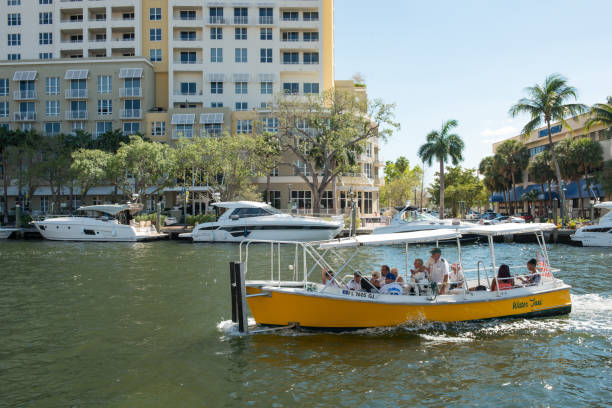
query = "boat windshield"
xmin=229 ymin=205 xmax=282 ymax=218
xmin=401 ymin=211 xmax=438 ymax=222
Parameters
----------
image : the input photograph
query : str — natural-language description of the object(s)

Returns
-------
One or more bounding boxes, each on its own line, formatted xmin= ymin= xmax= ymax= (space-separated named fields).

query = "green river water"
xmin=0 ymin=240 xmax=610 ymax=407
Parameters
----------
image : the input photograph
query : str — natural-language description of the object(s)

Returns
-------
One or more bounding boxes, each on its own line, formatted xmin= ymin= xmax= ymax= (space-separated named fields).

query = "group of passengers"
xmin=321 ymin=247 xmax=542 ymax=295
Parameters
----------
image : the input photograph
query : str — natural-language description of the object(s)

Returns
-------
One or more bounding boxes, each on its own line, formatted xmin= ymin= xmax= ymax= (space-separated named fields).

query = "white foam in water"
xmin=418 ymin=334 xmax=474 ymax=343
xmin=217 ymin=318 xmax=257 ymax=337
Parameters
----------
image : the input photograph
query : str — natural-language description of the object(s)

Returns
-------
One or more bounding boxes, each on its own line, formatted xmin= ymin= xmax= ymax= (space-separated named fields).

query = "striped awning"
xmin=13 ymin=71 xmax=37 ymax=81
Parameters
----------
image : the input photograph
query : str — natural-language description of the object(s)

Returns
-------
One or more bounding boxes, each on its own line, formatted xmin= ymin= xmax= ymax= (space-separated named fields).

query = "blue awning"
xmin=489 ymin=193 xmax=505 ymax=203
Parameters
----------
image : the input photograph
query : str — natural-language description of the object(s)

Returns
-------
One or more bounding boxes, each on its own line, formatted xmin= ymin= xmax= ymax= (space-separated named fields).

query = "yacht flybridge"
xmin=571 ymin=201 xmax=612 ymax=247
xmin=373 ymin=206 xmax=475 ymax=237
xmin=232 ymin=223 xmax=571 ymax=331
xmin=33 ymin=204 xmax=165 ymax=242
xmin=180 ymin=201 xmax=343 ymax=243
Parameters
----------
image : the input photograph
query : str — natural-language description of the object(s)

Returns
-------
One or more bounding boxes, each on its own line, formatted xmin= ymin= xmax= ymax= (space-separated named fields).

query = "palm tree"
xmin=509 ymin=74 xmax=587 ymax=220
xmin=528 ymin=151 xmax=555 ymax=215
xmin=570 ymin=137 xmax=603 ymax=216
xmin=585 ymin=96 xmax=612 ymax=131
xmin=0 ymin=128 xmax=20 ymax=223
xmin=521 ymin=190 xmax=539 ymax=220
xmin=495 ymin=140 xmax=529 ymax=215
xmin=479 ymin=156 xmax=507 ymax=212
xmin=418 ymin=120 xmax=464 ymax=219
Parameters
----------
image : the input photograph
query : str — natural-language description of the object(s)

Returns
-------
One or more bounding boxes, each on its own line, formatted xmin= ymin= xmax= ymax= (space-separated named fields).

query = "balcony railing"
xmin=112 ymin=37 xmax=135 ymax=42
xmin=119 ymin=87 xmax=142 ymax=97
xmin=13 ymin=90 xmax=37 ymax=100
xmin=65 ymin=110 xmax=88 ymax=120
xmin=14 ymin=112 xmax=36 ymax=121
xmin=120 ymin=109 xmax=142 ymax=119
xmin=65 ymin=89 xmax=88 ymax=98
xmin=173 ymin=36 xmax=202 ymax=42
xmin=258 ymin=16 xmax=273 ymax=25
xmin=174 ymin=58 xmax=202 ymax=64
xmin=208 ymin=16 xmax=226 ymax=25
xmin=201 ymin=128 xmax=222 ymax=137
xmin=172 ymin=129 xmax=193 ymax=139
xmin=231 ymin=16 xmax=249 ymax=25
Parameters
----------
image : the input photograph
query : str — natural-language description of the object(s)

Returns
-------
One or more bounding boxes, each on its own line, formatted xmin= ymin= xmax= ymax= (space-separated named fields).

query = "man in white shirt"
xmin=379 ymin=272 xmax=402 ymax=295
xmin=347 ymin=272 xmax=362 ymax=290
xmin=425 ymin=248 xmax=449 ymax=291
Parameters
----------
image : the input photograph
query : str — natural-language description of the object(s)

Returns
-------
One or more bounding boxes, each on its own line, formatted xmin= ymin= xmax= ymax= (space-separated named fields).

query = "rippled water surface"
xmin=0 ymin=240 xmax=610 ymax=407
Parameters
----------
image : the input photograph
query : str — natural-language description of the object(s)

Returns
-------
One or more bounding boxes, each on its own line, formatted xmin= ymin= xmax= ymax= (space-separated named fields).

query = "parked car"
xmin=481 ymin=212 xmax=499 ymax=221
xmin=519 ymin=212 xmax=534 ymax=222
xmin=466 ymin=211 xmax=481 ymax=220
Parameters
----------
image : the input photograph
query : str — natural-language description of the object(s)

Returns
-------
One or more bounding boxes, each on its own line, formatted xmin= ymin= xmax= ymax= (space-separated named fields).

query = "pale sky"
xmin=334 ymin=0 xmax=612 ymax=180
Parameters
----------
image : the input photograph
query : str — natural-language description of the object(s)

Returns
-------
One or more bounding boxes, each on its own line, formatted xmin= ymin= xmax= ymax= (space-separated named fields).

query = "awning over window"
xmin=171 ymin=114 xmax=195 ymax=125
xmin=13 ymin=71 xmax=37 ymax=81
xmin=118 ymin=68 xmax=143 ymax=78
xmin=232 ymin=73 xmax=250 ymax=82
xmin=200 ymin=113 xmax=224 ymax=124
xmin=65 ymin=69 xmax=88 ymax=80
xmin=207 ymin=73 xmax=225 ymax=82
xmin=258 ymin=73 xmax=275 ymax=82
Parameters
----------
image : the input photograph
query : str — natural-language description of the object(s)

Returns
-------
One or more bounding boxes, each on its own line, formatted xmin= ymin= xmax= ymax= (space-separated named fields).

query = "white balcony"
xmin=119 ymin=87 xmax=142 ymax=98
xmin=172 ymin=128 xmax=193 ymax=139
xmin=120 ymin=109 xmax=142 ymax=119
xmin=13 ymin=90 xmax=37 ymax=100
xmin=230 ymin=16 xmax=249 ymax=25
xmin=111 ymin=37 xmax=135 ymax=43
xmin=258 ymin=16 xmax=274 ymax=25
xmin=280 ymin=40 xmax=320 ymax=50
xmin=65 ymin=89 xmax=88 ymax=99
xmin=65 ymin=110 xmax=88 ymax=120
xmin=206 ymin=16 xmax=226 ymax=25
xmin=172 ymin=17 xmax=203 ymax=27
xmin=14 ymin=112 xmax=36 ymax=121
xmin=279 ymin=18 xmax=319 ymax=29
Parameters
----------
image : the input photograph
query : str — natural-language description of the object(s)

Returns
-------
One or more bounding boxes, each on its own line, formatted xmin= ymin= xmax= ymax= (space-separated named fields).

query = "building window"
xmin=8 ymin=0 xmax=21 ymax=5
xmin=180 ymin=51 xmax=197 ymax=63
xmin=39 ymin=32 xmax=53 ymax=45
xmin=0 ymin=79 xmax=8 ymax=95
xmin=44 ymin=122 xmax=61 ymax=136
xmin=8 ymin=54 xmax=21 ymax=61
xmin=179 ymin=10 xmax=196 ymax=20
xmin=267 ymin=190 xmax=281 ymax=209
xmin=294 ymin=160 xmax=311 ymax=176
xmin=211 ymin=102 xmax=223 ymax=108
xmin=39 ymin=53 xmax=53 ymax=60
xmin=303 ymin=83 xmax=319 ymax=94
xmin=260 ymin=28 xmax=272 ymax=40
xmin=282 ymin=32 xmax=299 ymax=42
xmin=291 ymin=190 xmax=312 ymax=209
xmin=123 ymin=122 xmax=140 ymax=135
xmin=259 ymin=8 xmax=273 ymax=24
xmin=364 ymin=191 xmax=373 ymax=214
xmin=366 ymin=143 xmax=373 ymax=158
xmin=282 ymin=52 xmax=299 ymax=64
xmin=179 ymin=82 xmax=196 ymax=95
xmin=45 ymin=77 xmax=59 ymax=95
xmin=283 ymin=82 xmax=299 ymax=95
xmin=97 ymin=75 xmax=112 ymax=93
xmin=320 ymin=191 xmax=333 ymax=210
xmin=151 ymin=121 xmax=166 ymax=136
xmin=303 ymin=52 xmax=319 ymax=65
xmin=0 ymin=102 xmax=8 ymax=118
xmin=174 ymin=124 xmax=192 ymax=138
xmin=40 ymin=196 xmax=49 ymax=213
xmin=95 ymin=121 xmax=112 ymax=138
xmin=149 ymin=28 xmax=161 ymax=41
xmin=235 ymin=48 xmax=247 ymax=63
xmin=303 ymin=11 xmax=319 ymax=21
xmin=282 ymin=11 xmax=298 ymax=21
xmin=364 ymin=163 xmax=372 ymax=178
xmin=45 ymin=100 xmax=60 ymax=116
xmin=529 ymin=145 xmax=548 ymax=157
xmin=235 ymin=27 xmax=247 ymax=40
xmin=39 ymin=0 xmax=52 ymax=4
xmin=260 ymin=81 xmax=273 ymax=95
xmin=211 ymin=48 xmax=223 ymax=63
xmin=210 ymin=27 xmax=222 ymax=40
xmin=235 ymin=82 xmax=247 ymax=94
xmin=97 ymin=99 xmax=112 ymax=115
xmin=236 ymin=119 xmax=252 ymax=133
xmin=8 ymin=13 xmax=21 ymax=26
xmin=262 ymin=118 xmax=278 ymax=133
xmin=303 ymin=32 xmax=319 ymax=42
xmin=233 ymin=7 xmax=248 ymax=23
xmin=209 ymin=7 xmax=224 ymax=23
xmin=203 ymin=123 xmax=222 ymax=136
xmin=235 ymin=102 xmax=248 ymax=111
xmin=180 ymin=31 xmax=196 ymax=41
xmin=149 ymin=8 xmax=161 ymax=20
xmin=211 ymin=81 xmax=223 ymax=94
xmin=260 ymin=48 xmax=272 ymax=63
xmin=8 ymin=33 xmax=21 ymax=46
xmin=150 ymin=49 xmax=161 ymax=62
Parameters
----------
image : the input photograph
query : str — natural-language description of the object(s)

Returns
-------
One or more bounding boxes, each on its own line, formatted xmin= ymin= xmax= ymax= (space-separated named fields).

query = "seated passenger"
xmin=379 ymin=272 xmax=402 ymax=295
xmin=321 ymin=267 xmax=339 ymax=287
xmin=380 ymin=265 xmax=391 ymax=277
xmin=518 ymin=258 xmax=541 ymax=286
xmin=347 ymin=272 xmax=362 ymax=290
xmin=448 ymin=263 xmax=464 ymax=289
xmin=391 ymin=267 xmax=403 ymax=283
xmin=410 ymin=258 xmax=429 ymax=281
xmin=490 ymin=264 xmax=514 ymax=291
xmin=370 ymin=271 xmax=382 ymax=289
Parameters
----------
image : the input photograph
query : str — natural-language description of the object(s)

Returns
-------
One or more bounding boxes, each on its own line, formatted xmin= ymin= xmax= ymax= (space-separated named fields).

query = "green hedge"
xmin=186 ymin=214 xmax=216 ymax=226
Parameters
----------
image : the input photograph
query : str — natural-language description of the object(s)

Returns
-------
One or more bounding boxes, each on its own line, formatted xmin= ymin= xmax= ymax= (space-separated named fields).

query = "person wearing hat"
xmin=379 ymin=272 xmax=402 ymax=295
xmin=425 ymin=247 xmax=450 ymax=290
xmin=347 ymin=272 xmax=362 ymax=290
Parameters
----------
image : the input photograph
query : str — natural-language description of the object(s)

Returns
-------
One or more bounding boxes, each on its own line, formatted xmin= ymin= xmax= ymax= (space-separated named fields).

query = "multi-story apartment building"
xmin=491 ymin=114 xmax=611 ymax=216
xmin=0 ymin=0 xmax=383 ymax=216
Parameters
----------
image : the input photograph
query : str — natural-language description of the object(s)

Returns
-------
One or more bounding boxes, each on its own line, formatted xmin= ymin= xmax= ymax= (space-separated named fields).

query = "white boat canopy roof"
xmin=318 ymin=229 xmax=462 ymax=249
xmin=465 ymin=222 xmax=556 ymax=236
xmin=76 ymin=204 xmax=142 ymax=216
xmin=594 ymin=201 xmax=612 ymax=210
xmin=212 ymin=201 xmax=270 ymax=209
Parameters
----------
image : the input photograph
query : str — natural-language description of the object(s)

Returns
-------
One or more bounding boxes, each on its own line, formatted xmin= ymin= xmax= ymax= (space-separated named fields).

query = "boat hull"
xmin=246 ymin=286 xmax=571 ymax=328
xmin=571 ymin=233 xmax=612 ymax=247
xmin=189 ymin=226 xmax=342 ymax=242
xmin=33 ymin=220 xmax=163 ymax=242
xmin=0 ymin=228 xmax=18 ymax=239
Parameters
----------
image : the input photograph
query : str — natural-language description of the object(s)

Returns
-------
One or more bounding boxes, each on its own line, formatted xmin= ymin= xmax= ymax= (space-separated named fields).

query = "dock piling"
xmin=229 ymin=262 xmax=248 ymax=334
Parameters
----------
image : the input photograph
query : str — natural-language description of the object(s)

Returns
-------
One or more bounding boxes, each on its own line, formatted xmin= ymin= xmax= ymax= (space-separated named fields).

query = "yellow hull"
xmin=246 ymin=286 xmax=571 ymax=328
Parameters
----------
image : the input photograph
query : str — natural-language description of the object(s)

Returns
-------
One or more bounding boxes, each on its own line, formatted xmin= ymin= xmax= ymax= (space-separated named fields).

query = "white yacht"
xmin=32 ymin=204 xmax=165 ymax=242
xmin=571 ymin=202 xmax=612 ymax=247
xmin=0 ymin=227 xmax=19 ymax=239
xmin=179 ymin=201 xmax=344 ymax=243
xmin=373 ymin=206 xmax=476 ymax=237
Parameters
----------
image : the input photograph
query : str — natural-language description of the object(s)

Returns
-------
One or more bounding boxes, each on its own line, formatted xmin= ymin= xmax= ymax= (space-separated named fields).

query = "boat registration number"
xmin=342 ymin=289 xmax=378 ymax=299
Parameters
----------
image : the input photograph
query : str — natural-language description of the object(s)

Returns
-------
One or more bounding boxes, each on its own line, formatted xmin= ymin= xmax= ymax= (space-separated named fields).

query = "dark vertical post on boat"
xmin=229 ymin=262 xmax=238 ymax=323
xmin=229 ymin=262 xmax=248 ymax=333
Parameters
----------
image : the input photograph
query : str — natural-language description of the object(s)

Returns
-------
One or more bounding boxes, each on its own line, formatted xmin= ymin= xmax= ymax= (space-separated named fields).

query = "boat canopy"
xmin=76 ymin=203 xmax=143 ymax=216
xmin=465 ymin=223 xmax=556 ymax=236
xmin=318 ymin=229 xmax=462 ymax=249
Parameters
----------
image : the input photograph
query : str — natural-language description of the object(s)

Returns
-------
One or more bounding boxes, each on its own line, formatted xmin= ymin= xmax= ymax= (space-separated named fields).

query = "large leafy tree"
xmin=509 ymin=74 xmax=587 ymax=219
xmin=427 ymin=166 xmax=487 ymax=216
xmin=274 ymin=88 xmax=399 ymax=214
xmin=418 ymin=120 xmax=464 ymax=219
xmin=380 ymin=157 xmax=423 ymax=208
xmin=254 ymin=132 xmax=282 ymax=204
xmin=495 ymin=140 xmax=529 ymax=214
xmin=70 ymin=149 xmax=112 ymax=198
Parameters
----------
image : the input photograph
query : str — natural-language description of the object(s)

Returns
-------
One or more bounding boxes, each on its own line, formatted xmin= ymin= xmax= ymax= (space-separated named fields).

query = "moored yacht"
xmin=33 ymin=203 xmax=165 ymax=242
xmin=0 ymin=227 xmax=19 ymax=239
xmin=571 ymin=201 xmax=612 ymax=247
xmin=373 ymin=206 xmax=475 ymax=237
xmin=179 ymin=201 xmax=343 ymax=243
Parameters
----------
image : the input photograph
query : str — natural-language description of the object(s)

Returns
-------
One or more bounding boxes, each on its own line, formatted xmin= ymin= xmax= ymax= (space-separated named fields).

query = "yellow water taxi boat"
xmin=238 ymin=223 xmax=570 ymax=330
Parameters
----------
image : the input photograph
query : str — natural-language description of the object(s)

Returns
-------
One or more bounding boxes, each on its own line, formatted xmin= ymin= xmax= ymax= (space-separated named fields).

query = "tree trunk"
xmin=547 ymin=181 xmax=553 ymax=219
xmin=511 ymin=173 xmax=518 ymax=215
xmin=437 ymin=159 xmax=444 ymax=219
xmin=312 ymin=188 xmax=320 ymax=215
xmin=266 ymin=174 xmax=271 ymax=204
xmin=547 ymin=121 xmax=566 ymax=221
xmin=576 ymin=177 xmax=583 ymax=219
